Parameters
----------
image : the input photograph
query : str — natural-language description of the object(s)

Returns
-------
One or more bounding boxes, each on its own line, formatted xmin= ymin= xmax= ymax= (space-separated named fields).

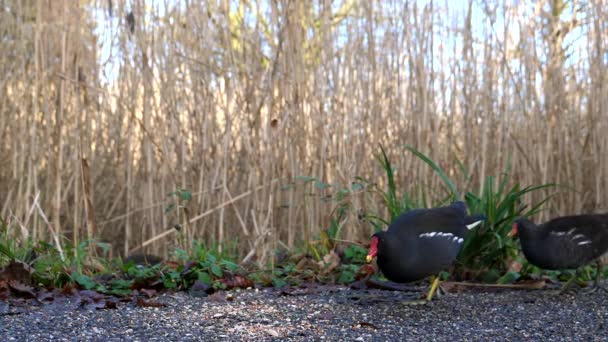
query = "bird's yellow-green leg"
xmin=557 ymin=270 xmax=579 ymax=295
xmin=426 ymin=276 xmax=441 ymax=301
xmin=584 ymin=261 xmax=608 ymax=294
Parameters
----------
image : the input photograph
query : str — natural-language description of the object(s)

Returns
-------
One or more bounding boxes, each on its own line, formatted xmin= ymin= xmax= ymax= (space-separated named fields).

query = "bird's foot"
xmin=553 ymin=276 xmax=580 ymax=295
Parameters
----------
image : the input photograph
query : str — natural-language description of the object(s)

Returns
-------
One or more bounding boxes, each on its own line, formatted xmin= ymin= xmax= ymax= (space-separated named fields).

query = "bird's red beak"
xmin=366 ymin=236 xmax=379 ymax=263
xmin=508 ymin=223 xmax=518 ymax=237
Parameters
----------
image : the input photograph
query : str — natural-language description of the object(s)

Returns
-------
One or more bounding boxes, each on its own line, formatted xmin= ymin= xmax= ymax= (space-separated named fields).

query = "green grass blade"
xmin=405 ymin=145 xmax=460 ymax=198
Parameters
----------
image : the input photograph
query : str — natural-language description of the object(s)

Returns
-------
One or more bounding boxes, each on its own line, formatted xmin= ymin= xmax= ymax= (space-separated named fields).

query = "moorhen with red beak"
xmin=366 ymin=201 xmax=484 ymax=302
xmin=510 ymin=215 xmax=608 ymax=293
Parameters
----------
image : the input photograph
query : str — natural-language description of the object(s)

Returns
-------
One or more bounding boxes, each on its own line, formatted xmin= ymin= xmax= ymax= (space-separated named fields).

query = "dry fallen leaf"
xmin=317 ymin=251 xmax=340 ymax=274
xmin=355 ymin=264 xmax=376 ymax=280
xmin=220 ymin=275 xmax=254 ymax=290
xmin=0 ymin=280 xmax=9 ymax=300
xmin=207 ymin=292 xmax=227 ymax=302
xmin=136 ymin=297 xmax=166 ymax=308
xmin=104 ymin=297 xmax=119 ymax=309
xmin=296 ymin=256 xmax=318 ymax=271
xmin=0 ymin=261 xmax=35 ymax=286
xmin=507 ymin=259 xmax=523 ymax=273
xmin=37 ymin=290 xmax=55 ymax=303
xmin=8 ymin=281 xmax=37 ymax=298
xmin=61 ymin=282 xmax=77 ymax=296
xmin=140 ymin=288 xmax=157 ymax=298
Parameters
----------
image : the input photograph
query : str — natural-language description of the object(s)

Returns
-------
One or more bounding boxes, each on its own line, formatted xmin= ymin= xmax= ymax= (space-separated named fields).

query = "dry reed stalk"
xmin=1 ymin=1 xmax=607 ymax=261
xmin=128 ymin=179 xmax=279 ymax=254
xmin=80 ymin=158 xmax=97 ymax=241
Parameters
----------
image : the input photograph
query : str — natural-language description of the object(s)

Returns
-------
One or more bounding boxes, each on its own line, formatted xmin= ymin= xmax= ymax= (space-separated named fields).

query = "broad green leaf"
xmin=271 ymin=276 xmax=287 ymax=288
xmin=210 ymin=263 xmax=223 ymax=277
xmin=198 ymin=271 xmax=212 ymax=285
xmin=72 ymin=273 xmax=96 ymax=290
xmin=497 ymin=271 xmax=520 ymax=284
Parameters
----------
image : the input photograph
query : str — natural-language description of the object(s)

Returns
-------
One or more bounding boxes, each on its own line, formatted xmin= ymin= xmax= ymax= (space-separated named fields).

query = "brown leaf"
xmin=162 ymin=260 xmax=180 ymax=270
xmin=0 ymin=280 xmax=8 ymax=300
xmin=296 ymin=256 xmax=318 ymax=271
xmin=514 ymin=279 xmax=546 ymax=289
xmin=37 ymin=290 xmax=55 ymax=303
xmin=104 ymin=297 xmax=119 ymax=309
xmin=317 ymin=251 xmax=340 ymax=275
xmin=8 ymin=281 xmax=36 ymax=298
xmin=355 ymin=264 xmax=376 ymax=280
xmin=79 ymin=290 xmax=104 ymax=301
xmin=131 ymin=276 xmax=162 ymax=290
xmin=507 ymin=259 xmax=523 ymax=273
xmin=140 ymin=288 xmax=157 ymax=298
xmin=220 ymin=275 xmax=254 ymax=290
xmin=78 ymin=290 xmax=109 ymax=310
xmin=207 ymin=292 xmax=226 ymax=302
xmin=438 ymin=281 xmax=463 ymax=293
xmin=61 ymin=282 xmax=77 ymax=296
xmin=136 ymin=297 xmax=166 ymax=307
xmin=0 ymin=261 xmax=35 ymax=286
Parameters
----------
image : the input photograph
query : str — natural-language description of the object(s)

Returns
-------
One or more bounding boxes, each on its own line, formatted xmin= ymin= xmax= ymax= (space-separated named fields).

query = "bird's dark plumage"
xmin=368 ymin=201 xmax=483 ymax=283
xmin=513 ymin=215 xmax=608 ymax=270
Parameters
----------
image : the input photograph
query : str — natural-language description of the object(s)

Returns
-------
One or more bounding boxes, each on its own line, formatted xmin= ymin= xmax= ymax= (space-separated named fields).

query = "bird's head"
xmin=509 ymin=218 xmax=535 ymax=238
xmin=508 ymin=221 xmax=519 ymax=238
xmin=366 ymin=231 xmax=385 ymax=263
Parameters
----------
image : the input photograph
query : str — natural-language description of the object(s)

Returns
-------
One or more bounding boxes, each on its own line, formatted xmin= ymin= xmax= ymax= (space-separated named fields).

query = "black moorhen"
xmin=510 ymin=215 xmax=608 ymax=293
xmin=366 ymin=201 xmax=484 ymax=302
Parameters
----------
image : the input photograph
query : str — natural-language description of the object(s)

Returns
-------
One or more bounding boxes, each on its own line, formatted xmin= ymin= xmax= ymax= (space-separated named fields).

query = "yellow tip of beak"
xmin=366 ymin=255 xmax=373 ymax=263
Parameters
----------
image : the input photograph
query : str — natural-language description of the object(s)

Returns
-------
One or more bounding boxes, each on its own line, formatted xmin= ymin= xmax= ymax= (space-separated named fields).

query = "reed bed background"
xmin=1 ymin=0 xmax=607 ymax=262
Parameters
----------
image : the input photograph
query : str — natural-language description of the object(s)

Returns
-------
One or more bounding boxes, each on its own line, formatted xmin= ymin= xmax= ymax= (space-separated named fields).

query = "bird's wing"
xmin=542 ymin=215 xmax=608 ymax=256
xmin=387 ymin=201 xmax=466 ymax=234
xmin=542 ymin=215 xmax=608 ymax=235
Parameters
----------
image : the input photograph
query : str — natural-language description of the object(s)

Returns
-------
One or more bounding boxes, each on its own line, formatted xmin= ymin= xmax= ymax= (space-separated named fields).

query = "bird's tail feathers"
xmin=465 ymin=215 xmax=486 ymax=230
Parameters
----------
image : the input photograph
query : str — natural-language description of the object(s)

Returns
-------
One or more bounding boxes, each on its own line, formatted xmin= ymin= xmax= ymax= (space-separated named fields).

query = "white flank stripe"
xmin=578 ymin=240 xmax=592 ymax=245
xmin=419 ymin=232 xmax=462 ymax=244
xmin=567 ymin=228 xmax=576 ymax=235
xmin=552 ymin=232 xmax=566 ymax=236
xmin=572 ymin=234 xmax=586 ymax=240
xmin=466 ymin=220 xmax=483 ymax=230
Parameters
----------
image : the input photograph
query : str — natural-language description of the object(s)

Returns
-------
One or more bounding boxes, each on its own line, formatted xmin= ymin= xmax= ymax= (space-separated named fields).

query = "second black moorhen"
xmin=510 ymin=214 xmax=608 ymax=293
xmin=366 ymin=201 xmax=484 ymax=302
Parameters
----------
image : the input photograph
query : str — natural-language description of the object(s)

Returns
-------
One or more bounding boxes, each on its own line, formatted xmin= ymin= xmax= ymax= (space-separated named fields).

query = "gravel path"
xmin=2 ymin=285 xmax=608 ymax=341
